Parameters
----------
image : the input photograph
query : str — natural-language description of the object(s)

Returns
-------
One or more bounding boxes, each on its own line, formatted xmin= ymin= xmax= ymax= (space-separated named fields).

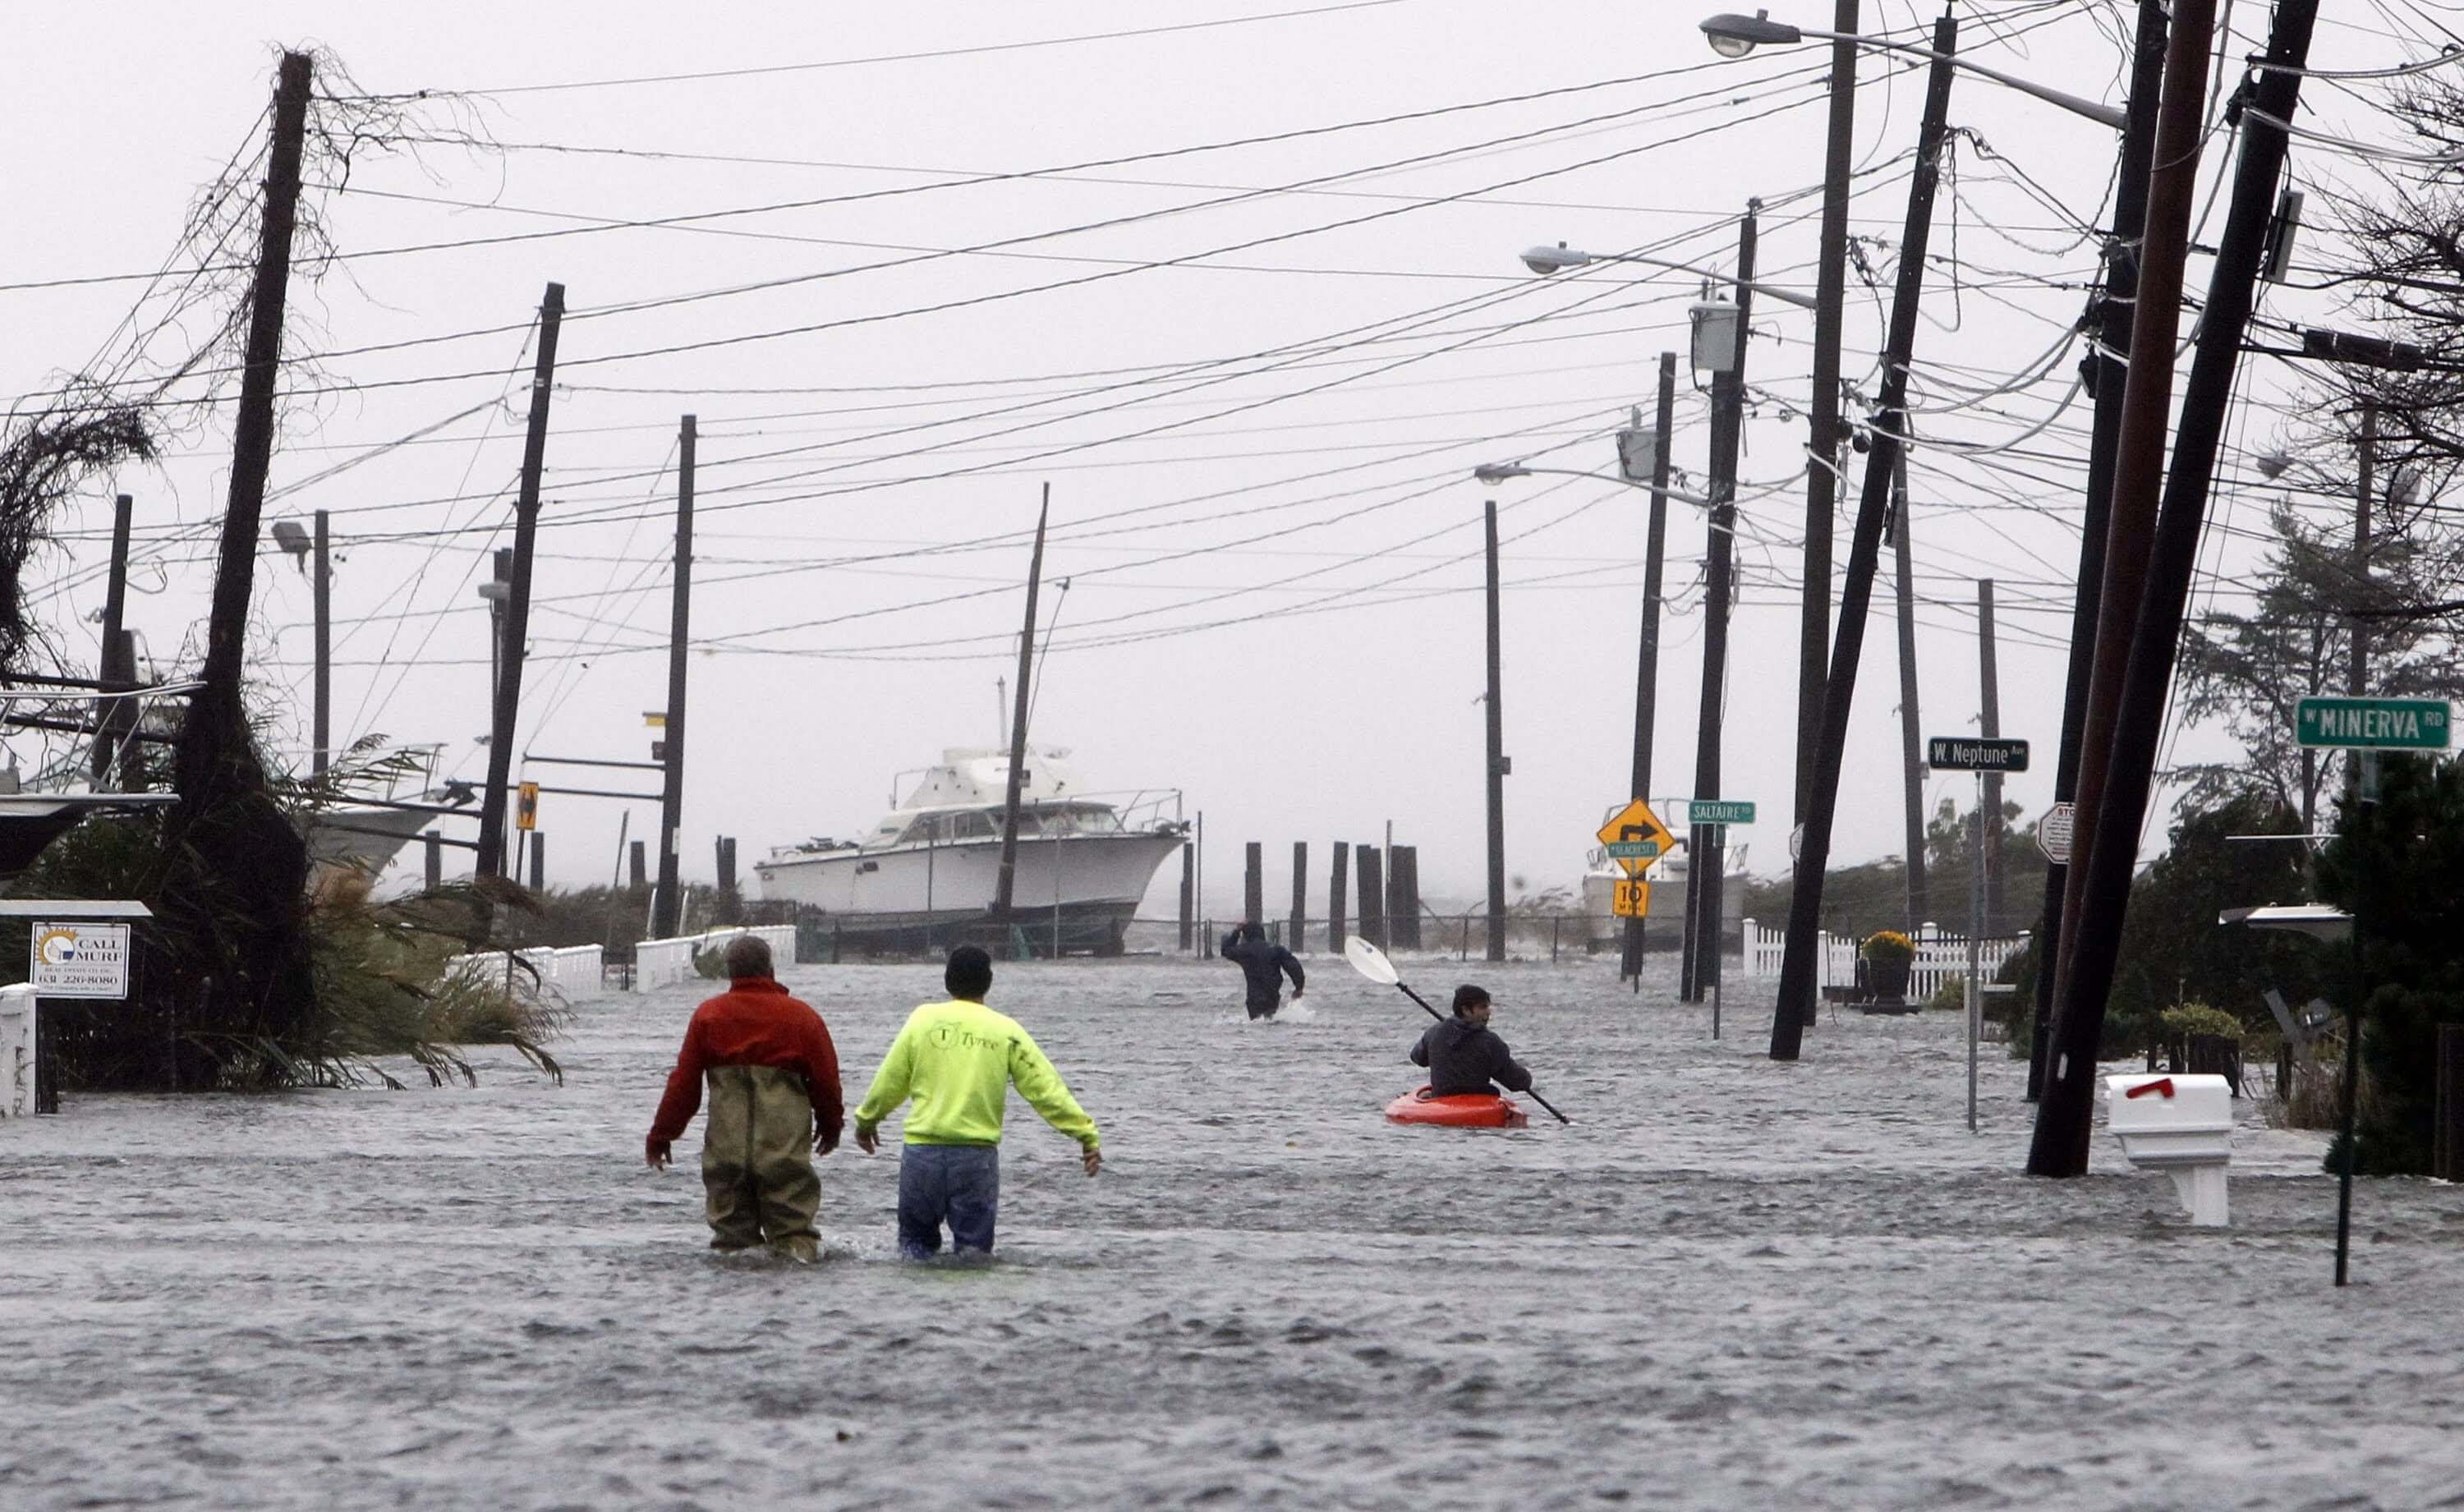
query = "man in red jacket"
xmin=645 ymin=934 xmax=842 ymax=1262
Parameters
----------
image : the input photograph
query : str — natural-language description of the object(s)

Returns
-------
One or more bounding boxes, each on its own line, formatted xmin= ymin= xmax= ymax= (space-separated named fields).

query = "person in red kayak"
xmin=1409 ymin=984 xmax=1533 ymax=1097
xmin=645 ymin=934 xmax=843 ymax=1262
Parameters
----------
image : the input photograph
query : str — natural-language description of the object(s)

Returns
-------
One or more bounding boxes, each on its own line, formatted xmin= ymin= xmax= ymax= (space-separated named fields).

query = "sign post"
xmin=1597 ymin=800 xmax=1677 ymax=1000
xmin=3 ymin=901 xmax=149 ymax=1117
xmin=1928 ymin=738 xmax=2027 ymax=1132
xmin=2287 ymin=695 xmax=2449 ymax=1286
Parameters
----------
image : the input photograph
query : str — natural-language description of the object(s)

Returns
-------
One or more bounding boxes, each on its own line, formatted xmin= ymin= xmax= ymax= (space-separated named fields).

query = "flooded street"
xmin=6 ymin=955 xmax=2459 ymax=1510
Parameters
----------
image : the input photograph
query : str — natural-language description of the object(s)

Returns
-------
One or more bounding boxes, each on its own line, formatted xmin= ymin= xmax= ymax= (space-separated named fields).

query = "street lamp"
xmin=1699 ymin=11 xmax=2126 ymax=129
xmin=1472 ymin=461 xmax=1721 ymax=509
xmin=1519 ymin=242 xmax=1819 ymax=310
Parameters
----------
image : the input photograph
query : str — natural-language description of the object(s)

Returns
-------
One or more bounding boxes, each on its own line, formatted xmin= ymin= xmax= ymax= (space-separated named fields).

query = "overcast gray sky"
xmin=5 ymin=1 xmax=2421 ymax=919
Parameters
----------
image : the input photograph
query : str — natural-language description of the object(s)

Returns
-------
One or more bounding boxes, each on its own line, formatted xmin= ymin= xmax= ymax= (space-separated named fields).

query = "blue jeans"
xmin=897 ymin=1143 xmax=1000 ymax=1258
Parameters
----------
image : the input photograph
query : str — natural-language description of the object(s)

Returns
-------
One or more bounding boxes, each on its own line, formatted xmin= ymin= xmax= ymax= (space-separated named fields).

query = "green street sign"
xmin=1603 ymin=839 xmax=1663 ymax=861
xmin=2295 ymin=696 xmax=2452 ymax=751
xmin=1689 ymin=800 xmax=1756 ymax=826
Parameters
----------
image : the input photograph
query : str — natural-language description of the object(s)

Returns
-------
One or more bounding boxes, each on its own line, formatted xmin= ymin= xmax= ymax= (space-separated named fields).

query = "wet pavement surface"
xmin=5 ymin=954 xmax=2459 ymax=1510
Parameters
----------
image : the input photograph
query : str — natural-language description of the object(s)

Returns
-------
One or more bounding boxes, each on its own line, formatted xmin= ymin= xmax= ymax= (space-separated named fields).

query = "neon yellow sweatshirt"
xmin=853 ymin=999 xmax=1100 ymax=1149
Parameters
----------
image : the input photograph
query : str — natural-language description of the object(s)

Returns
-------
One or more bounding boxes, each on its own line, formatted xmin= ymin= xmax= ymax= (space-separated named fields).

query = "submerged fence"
xmin=444 ymin=944 xmax=607 ymax=999
xmin=1740 ymin=921 xmax=2029 ymax=1000
xmin=632 ymin=924 xmax=797 ymax=994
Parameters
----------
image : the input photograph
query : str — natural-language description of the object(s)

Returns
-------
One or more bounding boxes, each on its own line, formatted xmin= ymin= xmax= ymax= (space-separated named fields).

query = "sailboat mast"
xmin=989 ymin=486 xmax=1049 ymax=941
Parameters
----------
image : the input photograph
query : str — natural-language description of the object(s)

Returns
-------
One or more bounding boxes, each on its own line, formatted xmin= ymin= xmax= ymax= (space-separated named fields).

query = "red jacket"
xmin=646 ymin=977 xmax=843 ymax=1160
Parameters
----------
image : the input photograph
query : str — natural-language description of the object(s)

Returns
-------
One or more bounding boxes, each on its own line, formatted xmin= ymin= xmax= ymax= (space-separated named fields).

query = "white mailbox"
xmin=2104 ymin=1073 xmax=2233 ymax=1226
xmin=0 ymin=983 xmax=34 ymax=1119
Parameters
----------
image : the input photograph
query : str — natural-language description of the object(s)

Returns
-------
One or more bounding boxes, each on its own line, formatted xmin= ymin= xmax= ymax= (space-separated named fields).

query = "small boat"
xmin=1384 ymin=1087 xmax=1529 ymax=1128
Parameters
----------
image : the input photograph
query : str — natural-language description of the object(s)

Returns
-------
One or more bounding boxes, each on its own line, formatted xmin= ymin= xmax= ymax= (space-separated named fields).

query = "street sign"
xmin=1928 ymin=736 xmax=2030 ymax=772
xmin=1612 ymin=879 xmax=1651 ymax=918
xmin=643 ymin=711 xmax=667 ymax=729
xmin=2036 ymin=801 xmax=2076 ymax=866
xmin=1689 ymin=799 xmax=1755 ymax=826
xmin=29 ymin=922 xmax=130 ymax=999
xmin=1596 ymin=800 xmax=1678 ymax=877
xmin=2294 ymin=696 xmax=2452 ymax=751
xmin=515 ymin=781 xmax=540 ymax=831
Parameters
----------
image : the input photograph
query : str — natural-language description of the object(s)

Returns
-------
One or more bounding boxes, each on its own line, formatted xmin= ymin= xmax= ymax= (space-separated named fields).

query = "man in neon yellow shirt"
xmin=853 ymin=944 xmax=1103 ymax=1258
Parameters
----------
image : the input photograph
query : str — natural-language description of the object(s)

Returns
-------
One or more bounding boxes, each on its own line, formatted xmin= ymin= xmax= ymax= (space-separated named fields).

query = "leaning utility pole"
xmin=991 ymin=486 xmax=1050 ymax=946
xmin=2035 ymin=0 xmax=2220 ymax=1129
xmin=2025 ymin=0 xmax=2168 ymax=1101
xmin=2030 ymin=0 xmax=2315 ymax=1177
xmin=1484 ymin=498 xmax=1509 ymax=963
xmin=650 ymin=416 xmax=696 ymax=940
xmin=1620 ymin=353 xmax=1679 ymax=985
xmin=474 ymin=283 xmax=567 ymax=882
xmin=1892 ymin=452 xmax=1928 ymax=927
xmin=1799 ymin=0 xmax=1861 ymax=824
xmin=93 ymin=494 xmax=134 ymax=784
xmin=1769 ymin=16 xmax=1960 ymax=1058
xmin=1683 ymin=205 xmax=1758 ymax=1004
xmin=312 ymin=508 xmax=330 ymax=777
xmin=172 ymin=51 xmax=313 ymax=814
xmin=2351 ymin=402 xmax=2375 ymax=700
xmin=1977 ymin=577 xmax=2003 ymax=932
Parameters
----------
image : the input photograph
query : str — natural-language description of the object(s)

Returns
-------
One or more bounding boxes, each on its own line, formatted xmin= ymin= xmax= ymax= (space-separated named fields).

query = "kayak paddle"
xmin=1343 ymin=935 xmax=1570 ymax=1124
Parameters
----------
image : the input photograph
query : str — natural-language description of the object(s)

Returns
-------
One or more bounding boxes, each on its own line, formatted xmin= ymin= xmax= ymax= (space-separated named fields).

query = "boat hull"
xmin=1384 ymin=1089 xmax=1529 ymax=1128
xmin=754 ymin=830 xmax=1181 ymax=955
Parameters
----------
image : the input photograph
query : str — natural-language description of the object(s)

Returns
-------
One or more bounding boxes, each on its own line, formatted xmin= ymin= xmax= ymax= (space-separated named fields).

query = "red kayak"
xmin=1385 ymin=1087 xmax=1529 ymax=1128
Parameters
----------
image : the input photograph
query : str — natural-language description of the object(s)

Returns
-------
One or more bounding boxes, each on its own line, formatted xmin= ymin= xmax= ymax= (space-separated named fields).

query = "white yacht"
xmin=754 ymin=747 xmax=1184 ymax=955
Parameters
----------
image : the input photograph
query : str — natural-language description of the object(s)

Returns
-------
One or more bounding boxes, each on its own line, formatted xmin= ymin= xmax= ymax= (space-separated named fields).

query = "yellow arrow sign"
xmin=1596 ymin=800 xmax=1677 ymax=878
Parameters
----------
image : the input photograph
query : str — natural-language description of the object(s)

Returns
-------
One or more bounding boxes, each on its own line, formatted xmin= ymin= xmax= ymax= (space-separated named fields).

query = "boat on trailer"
xmin=754 ymin=747 xmax=1184 ymax=956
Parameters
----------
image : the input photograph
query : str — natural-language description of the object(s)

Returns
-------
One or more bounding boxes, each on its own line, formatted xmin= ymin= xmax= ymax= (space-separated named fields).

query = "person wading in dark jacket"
xmin=1409 ymin=984 xmax=1533 ymax=1097
xmin=1221 ymin=922 xmax=1304 ymax=1020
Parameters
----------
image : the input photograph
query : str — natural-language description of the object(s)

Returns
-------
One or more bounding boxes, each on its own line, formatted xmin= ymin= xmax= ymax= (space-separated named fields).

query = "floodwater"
xmin=5 ymin=954 xmax=2460 ymax=1510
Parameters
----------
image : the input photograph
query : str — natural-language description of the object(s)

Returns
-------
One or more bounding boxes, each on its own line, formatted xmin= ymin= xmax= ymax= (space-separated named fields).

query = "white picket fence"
xmin=1740 ymin=920 xmax=2027 ymax=1000
xmin=445 ymin=944 xmax=605 ymax=1000
xmin=632 ymin=925 xmax=797 ymax=994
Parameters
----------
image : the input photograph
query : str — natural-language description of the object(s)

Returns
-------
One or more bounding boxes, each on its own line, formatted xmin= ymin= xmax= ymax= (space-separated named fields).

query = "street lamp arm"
xmin=1519 ymin=244 xmax=1818 ymax=310
xmin=1797 ymin=27 xmax=2126 ymax=128
xmin=1473 ymin=462 xmax=1717 ymax=508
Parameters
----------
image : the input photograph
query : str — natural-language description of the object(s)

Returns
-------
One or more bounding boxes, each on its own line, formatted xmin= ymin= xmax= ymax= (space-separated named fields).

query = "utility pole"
xmin=2030 ymin=0 xmax=2315 ymax=1178
xmin=1769 ymin=16 xmax=1960 ymax=1058
xmin=475 ymin=283 xmax=567 ymax=882
xmin=2352 ymin=403 xmax=2375 ymax=702
xmin=172 ymin=51 xmax=312 ymax=816
xmin=650 ymin=416 xmax=696 ymax=940
xmin=2027 ymin=0 xmax=2168 ymax=1101
xmin=1684 ymin=205 xmax=1758 ymax=1003
xmin=1977 ymin=577 xmax=2004 ymax=934
xmin=2043 ymin=0 xmax=2217 ymax=1041
xmin=1484 ymin=498 xmax=1509 ymax=963
xmin=1621 ymin=353 xmax=1678 ymax=985
xmin=312 ymin=508 xmax=330 ymax=777
xmin=1892 ymin=451 xmax=1928 ymax=927
xmin=1800 ymin=0 xmax=1861 ymax=824
xmin=2034 ymin=0 xmax=2220 ymax=1136
xmin=93 ymin=494 xmax=133 ymax=784
xmin=991 ymin=486 xmax=1050 ymax=947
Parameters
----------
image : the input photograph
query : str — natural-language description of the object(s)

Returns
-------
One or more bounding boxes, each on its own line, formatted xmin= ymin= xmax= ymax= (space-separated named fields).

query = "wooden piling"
xmin=1178 ymin=842 xmax=1194 ymax=952
xmin=1357 ymin=845 xmax=1386 ymax=949
xmin=1243 ymin=841 xmax=1263 ymax=926
xmin=1289 ymin=841 xmax=1308 ymax=956
xmin=1327 ymin=842 xmax=1349 ymax=952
